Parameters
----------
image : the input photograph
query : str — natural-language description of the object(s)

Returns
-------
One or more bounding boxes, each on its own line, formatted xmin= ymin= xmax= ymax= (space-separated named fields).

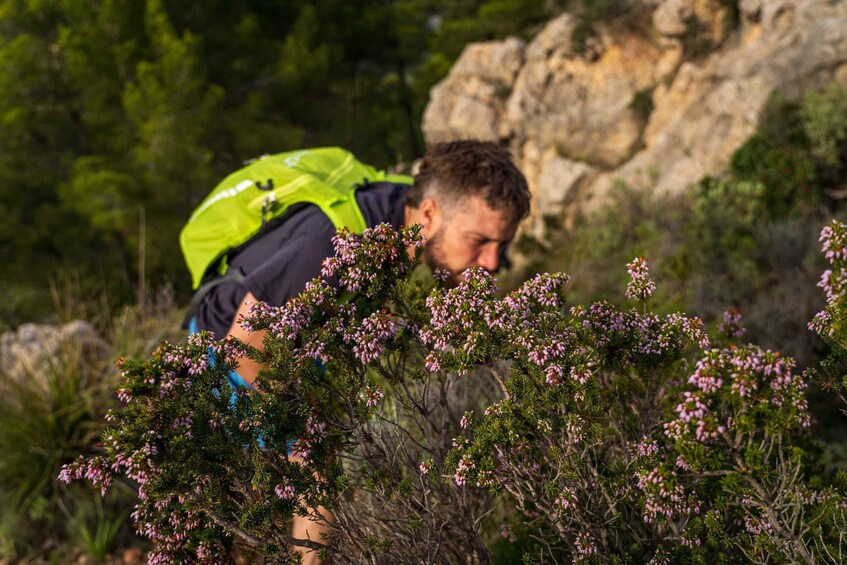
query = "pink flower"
xmin=636 ymin=436 xmax=659 ymax=458
xmin=718 ymin=308 xmax=746 ymax=338
xmin=499 ymin=525 xmax=516 ymax=542
xmin=363 ymin=386 xmax=384 ymax=408
xmin=275 ymin=483 xmax=296 ymax=499
xmin=460 ymin=412 xmax=471 ymax=429
xmin=554 ymin=487 xmax=577 ymax=511
xmin=454 ymin=456 xmax=475 ymax=487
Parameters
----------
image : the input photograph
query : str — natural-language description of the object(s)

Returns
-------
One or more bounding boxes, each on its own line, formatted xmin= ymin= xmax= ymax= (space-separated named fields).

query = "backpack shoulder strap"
xmin=180 ymin=267 xmax=246 ymax=330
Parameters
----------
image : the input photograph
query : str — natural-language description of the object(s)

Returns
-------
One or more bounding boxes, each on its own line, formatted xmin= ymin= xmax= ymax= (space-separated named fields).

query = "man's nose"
xmin=477 ymin=245 xmax=499 ymax=272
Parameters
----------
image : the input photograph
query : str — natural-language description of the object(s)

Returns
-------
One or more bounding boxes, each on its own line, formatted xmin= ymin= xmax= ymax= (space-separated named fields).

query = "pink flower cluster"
xmin=578 ymin=301 xmax=707 ymax=362
xmin=718 ymin=308 xmax=746 ymax=338
xmin=506 ymin=272 xmax=570 ymax=313
xmin=810 ymin=221 xmax=847 ymax=336
xmin=289 ymin=439 xmax=310 ymax=460
xmin=132 ymin=492 xmax=207 ymax=563
xmin=279 ymin=415 xmax=328 ymax=462
xmin=239 ymin=227 xmax=422 ymax=370
xmin=166 ymin=333 xmax=212 ymax=375
xmin=344 ymin=309 xmax=396 ymax=364
xmin=421 ymin=269 xmax=572 ymax=376
xmin=665 ymin=346 xmax=811 ymax=444
xmin=106 ymin=430 xmax=160 ymax=485
xmin=743 ymin=514 xmax=775 ymax=536
xmin=420 ymin=268 xmax=499 ymax=369
xmin=669 ymin=391 xmax=726 ymax=442
xmin=625 ymin=257 xmax=656 ymax=302
xmin=808 ymin=309 xmax=832 ymax=336
xmin=454 ymin=455 xmax=476 ymax=486
xmin=170 ymin=411 xmax=195 ymax=439
xmin=275 ymin=482 xmax=296 ymax=500
xmin=554 ymin=486 xmax=577 ymax=511
xmin=362 ymin=385 xmax=384 ymax=408
xmin=321 ymin=223 xmax=423 ymax=294
xmin=574 ymin=532 xmax=599 ymax=555
xmin=261 ymin=281 xmax=335 ymax=341
xmin=58 ymin=456 xmax=113 ymax=495
xmin=460 ymin=411 xmax=472 ymax=429
xmin=499 ymin=525 xmax=517 ymax=542
xmin=635 ymin=467 xmax=700 ymax=524
xmin=565 ymin=417 xmax=585 ymax=444
xmin=636 ymin=436 xmax=659 ymax=458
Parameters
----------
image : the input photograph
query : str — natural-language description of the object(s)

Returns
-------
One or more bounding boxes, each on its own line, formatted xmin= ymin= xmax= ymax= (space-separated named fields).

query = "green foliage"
xmin=802 ymin=83 xmax=847 ymax=168
xmin=72 ymin=494 xmax=128 ymax=562
xmin=631 ymin=88 xmax=655 ymax=122
xmin=731 ymin=93 xmax=821 ymax=216
xmin=0 ymin=283 xmax=184 ymax=559
xmin=506 ymin=85 xmax=847 ymax=495
xmin=728 ymin=84 xmax=847 ymax=215
xmin=0 ymin=0 xmax=651 ymax=325
xmin=60 ymin=156 xmax=138 ymax=234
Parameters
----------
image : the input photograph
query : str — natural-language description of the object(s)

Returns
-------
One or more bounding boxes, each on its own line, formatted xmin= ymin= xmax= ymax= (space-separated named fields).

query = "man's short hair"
xmin=406 ymin=140 xmax=530 ymax=223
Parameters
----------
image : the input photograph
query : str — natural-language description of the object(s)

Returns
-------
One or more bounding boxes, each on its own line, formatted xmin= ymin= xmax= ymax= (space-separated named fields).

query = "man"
xmin=193 ymin=139 xmax=530 ymax=563
xmin=196 ymin=139 xmax=530 ymax=383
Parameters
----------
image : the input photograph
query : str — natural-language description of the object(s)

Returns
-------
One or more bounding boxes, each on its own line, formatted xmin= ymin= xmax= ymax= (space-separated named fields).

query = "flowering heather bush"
xmin=62 ymin=224 xmax=847 ymax=563
xmin=810 ymin=220 xmax=847 ymax=411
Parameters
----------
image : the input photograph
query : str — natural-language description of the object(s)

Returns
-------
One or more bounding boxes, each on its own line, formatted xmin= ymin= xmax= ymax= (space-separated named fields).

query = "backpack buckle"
xmin=261 ymin=193 xmax=278 ymax=226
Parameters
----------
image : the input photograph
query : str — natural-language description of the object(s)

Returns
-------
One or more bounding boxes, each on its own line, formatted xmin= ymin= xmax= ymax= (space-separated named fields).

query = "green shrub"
xmin=63 ymin=223 xmax=847 ymax=562
xmin=802 ymin=83 xmax=847 ymax=168
xmin=0 ymin=341 xmax=114 ymax=557
xmin=507 ymin=83 xmax=847 ymax=485
xmin=71 ymin=492 xmax=128 ymax=562
xmin=731 ymin=93 xmax=821 ymax=216
xmin=0 ymin=286 xmax=183 ymax=560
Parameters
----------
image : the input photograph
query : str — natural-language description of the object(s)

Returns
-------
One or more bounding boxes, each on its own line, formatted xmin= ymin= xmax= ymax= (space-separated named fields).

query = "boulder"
xmin=422 ymin=38 xmax=525 ymax=144
xmin=0 ymin=321 xmax=110 ymax=389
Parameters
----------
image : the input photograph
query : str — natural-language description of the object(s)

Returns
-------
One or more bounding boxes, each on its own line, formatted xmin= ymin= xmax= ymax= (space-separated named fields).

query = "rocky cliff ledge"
xmin=422 ymin=0 xmax=847 ymax=235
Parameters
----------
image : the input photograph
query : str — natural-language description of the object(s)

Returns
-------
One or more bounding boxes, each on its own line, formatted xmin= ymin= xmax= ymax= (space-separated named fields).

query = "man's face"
xmin=422 ymin=194 xmax=518 ymax=286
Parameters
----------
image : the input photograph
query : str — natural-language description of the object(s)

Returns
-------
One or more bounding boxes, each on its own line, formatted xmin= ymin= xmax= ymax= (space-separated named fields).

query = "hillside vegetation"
xmin=3 ymin=0 xmax=847 ymax=561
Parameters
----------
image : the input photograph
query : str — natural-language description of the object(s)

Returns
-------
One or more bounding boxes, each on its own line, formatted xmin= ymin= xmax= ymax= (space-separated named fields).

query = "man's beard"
xmin=422 ymin=228 xmax=462 ymax=288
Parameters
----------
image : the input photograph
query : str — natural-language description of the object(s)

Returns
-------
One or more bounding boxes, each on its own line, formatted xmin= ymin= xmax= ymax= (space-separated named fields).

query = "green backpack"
xmin=180 ymin=146 xmax=413 ymax=291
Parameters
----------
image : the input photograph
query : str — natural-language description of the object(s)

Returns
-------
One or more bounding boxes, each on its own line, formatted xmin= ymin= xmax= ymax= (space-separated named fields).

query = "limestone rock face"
xmin=422 ymin=38 xmax=525 ymax=144
xmin=0 ymin=321 xmax=110 ymax=389
xmin=421 ymin=0 xmax=847 ymax=230
xmin=508 ymin=15 xmax=680 ymax=170
xmin=534 ymin=151 xmax=596 ymax=225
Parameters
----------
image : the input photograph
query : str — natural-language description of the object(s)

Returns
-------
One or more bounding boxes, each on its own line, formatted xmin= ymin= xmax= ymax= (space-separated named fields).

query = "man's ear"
xmin=417 ymin=197 xmax=442 ymax=236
